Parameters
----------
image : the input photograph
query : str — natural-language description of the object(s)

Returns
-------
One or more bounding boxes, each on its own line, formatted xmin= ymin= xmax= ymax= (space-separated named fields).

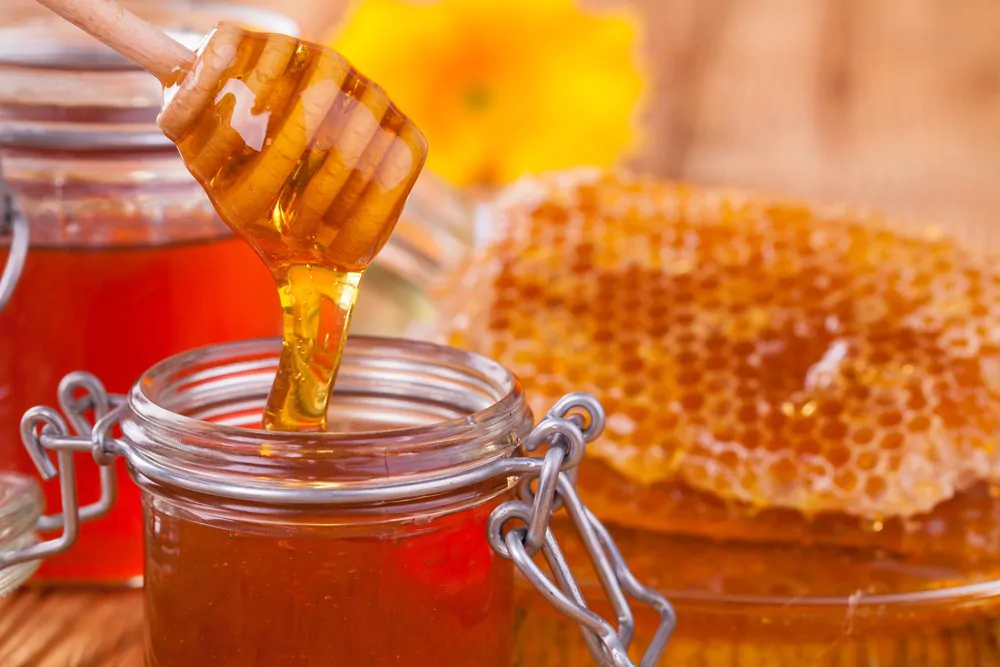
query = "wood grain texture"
xmin=0 ymin=590 xmax=143 ymax=666
xmin=629 ymin=0 xmax=1000 ymax=248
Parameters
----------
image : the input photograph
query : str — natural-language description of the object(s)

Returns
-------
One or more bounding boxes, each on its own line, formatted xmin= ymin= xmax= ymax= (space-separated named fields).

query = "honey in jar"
xmin=434 ymin=168 xmax=1000 ymax=665
xmin=0 ymin=10 xmax=290 ymax=584
xmin=130 ymin=339 xmax=530 ymax=666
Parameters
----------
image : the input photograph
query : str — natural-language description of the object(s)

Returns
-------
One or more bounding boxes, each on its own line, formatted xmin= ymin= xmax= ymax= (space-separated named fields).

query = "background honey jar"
xmin=0 ymin=3 xmax=300 ymax=585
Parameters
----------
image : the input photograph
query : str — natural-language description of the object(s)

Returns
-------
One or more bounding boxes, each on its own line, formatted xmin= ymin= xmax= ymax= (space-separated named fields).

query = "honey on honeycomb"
xmin=436 ymin=169 xmax=1000 ymax=542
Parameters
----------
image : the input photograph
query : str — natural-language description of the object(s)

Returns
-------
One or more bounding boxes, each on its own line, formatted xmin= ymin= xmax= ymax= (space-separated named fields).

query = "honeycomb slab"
xmin=437 ymin=169 xmax=1000 ymax=527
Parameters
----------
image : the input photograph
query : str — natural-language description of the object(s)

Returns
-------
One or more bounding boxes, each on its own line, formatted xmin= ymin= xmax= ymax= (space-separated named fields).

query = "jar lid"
xmin=0 ymin=3 xmax=300 ymax=150
xmin=0 ymin=472 xmax=42 ymax=596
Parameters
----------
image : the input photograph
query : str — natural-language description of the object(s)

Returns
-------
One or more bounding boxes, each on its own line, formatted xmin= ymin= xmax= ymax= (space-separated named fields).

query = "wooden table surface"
xmin=3 ymin=0 xmax=999 ymax=664
xmin=0 ymin=590 xmax=143 ymax=666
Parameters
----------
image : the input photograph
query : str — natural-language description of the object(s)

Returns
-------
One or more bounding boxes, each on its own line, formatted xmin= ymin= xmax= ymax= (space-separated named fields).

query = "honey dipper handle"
xmin=33 ymin=0 xmax=195 ymax=82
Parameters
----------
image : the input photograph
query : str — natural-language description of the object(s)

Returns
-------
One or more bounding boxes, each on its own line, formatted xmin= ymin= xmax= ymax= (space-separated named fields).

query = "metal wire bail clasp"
xmin=0 ymin=373 xmax=125 ymax=570
xmin=488 ymin=393 xmax=676 ymax=667
xmin=0 ymin=158 xmax=29 ymax=312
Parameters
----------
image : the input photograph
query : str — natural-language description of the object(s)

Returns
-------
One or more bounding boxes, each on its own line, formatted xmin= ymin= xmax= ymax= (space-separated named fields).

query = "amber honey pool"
xmin=434 ymin=169 xmax=1000 ymax=665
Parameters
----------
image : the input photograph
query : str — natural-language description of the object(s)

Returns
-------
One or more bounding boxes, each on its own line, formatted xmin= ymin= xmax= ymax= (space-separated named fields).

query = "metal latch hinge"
xmin=0 ymin=375 xmax=675 ymax=666
xmin=488 ymin=394 xmax=675 ymax=666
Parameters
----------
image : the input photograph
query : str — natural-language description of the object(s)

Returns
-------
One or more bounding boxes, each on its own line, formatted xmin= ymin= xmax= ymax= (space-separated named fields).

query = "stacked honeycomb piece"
xmin=436 ymin=169 xmax=1000 ymax=557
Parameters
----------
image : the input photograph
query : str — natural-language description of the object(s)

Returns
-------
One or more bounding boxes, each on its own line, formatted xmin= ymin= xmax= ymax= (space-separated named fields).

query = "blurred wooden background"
xmin=6 ymin=0 xmax=997 ymax=240
xmin=263 ymin=0 xmax=1000 ymax=244
xmin=630 ymin=0 xmax=1000 ymax=247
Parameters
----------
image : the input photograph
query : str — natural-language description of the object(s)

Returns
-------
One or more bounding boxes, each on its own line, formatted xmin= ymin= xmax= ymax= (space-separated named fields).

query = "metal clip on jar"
xmin=0 ymin=338 xmax=674 ymax=666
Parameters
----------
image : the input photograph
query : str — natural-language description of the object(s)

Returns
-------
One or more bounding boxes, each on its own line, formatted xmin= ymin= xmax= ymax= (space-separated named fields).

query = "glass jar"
xmin=0 ymin=473 xmax=41 ymax=597
xmin=0 ymin=5 xmax=298 ymax=585
xmin=133 ymin=338 xmax=531 ymax=666
xmin=0 ymin=337 xmax=672 ymax=666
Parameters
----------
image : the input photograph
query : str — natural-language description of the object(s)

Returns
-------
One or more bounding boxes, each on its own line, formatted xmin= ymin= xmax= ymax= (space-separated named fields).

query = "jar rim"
xmin=130 ymin=336 xmax=527 ymax=442
xmin=0 ymin=5 xmax=300 ymax=151
xmin=0 ymin=472 xmax=40 ymax=593
xmin=119 ymin=337 xmax=535 ymax=505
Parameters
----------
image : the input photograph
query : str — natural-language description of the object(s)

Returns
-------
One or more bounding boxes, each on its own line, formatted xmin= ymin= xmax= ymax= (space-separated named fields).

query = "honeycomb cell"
xmin=435 ymin=169 xmax=1000 ymax=523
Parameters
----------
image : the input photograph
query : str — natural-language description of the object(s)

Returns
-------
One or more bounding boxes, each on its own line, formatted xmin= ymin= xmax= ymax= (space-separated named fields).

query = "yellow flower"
xmin=331 ymin=0 xmax=645 ymax=187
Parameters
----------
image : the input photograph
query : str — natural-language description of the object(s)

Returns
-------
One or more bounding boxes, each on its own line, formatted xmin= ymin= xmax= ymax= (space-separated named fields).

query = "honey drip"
xmin=158 ymin=24 xmax=427 ymax=431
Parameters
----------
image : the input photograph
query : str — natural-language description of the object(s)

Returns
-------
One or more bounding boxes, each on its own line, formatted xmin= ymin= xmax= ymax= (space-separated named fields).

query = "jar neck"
xmin=0 ymin=5 xmax=302 ymax=247
xmin=0 ymin=151 xmax=226 ymax=247
xmin=0 ymin=5 xmax=298 ymax=154
xmin=0 ymin=473 xmax=41 ymax=550
xmin=121 ymin=338 xmax=535 ymax=518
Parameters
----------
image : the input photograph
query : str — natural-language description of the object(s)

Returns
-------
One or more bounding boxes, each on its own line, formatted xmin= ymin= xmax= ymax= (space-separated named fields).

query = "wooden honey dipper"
xmin=33 ymin=0 xmax=428 ymax=272
xmin=34 ymin=0 xmax=428 ymax=431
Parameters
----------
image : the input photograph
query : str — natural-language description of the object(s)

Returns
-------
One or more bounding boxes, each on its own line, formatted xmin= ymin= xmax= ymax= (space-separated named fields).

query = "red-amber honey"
xmin=0 ymin=10 xmax=288 ymax=585
xmin=0 ymin=223 xmax=278 ymax=584
xmin=145 ymin=495 xmax=512 ymax=667
xmin=125 ymin=338 xmax=531 ymax=667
